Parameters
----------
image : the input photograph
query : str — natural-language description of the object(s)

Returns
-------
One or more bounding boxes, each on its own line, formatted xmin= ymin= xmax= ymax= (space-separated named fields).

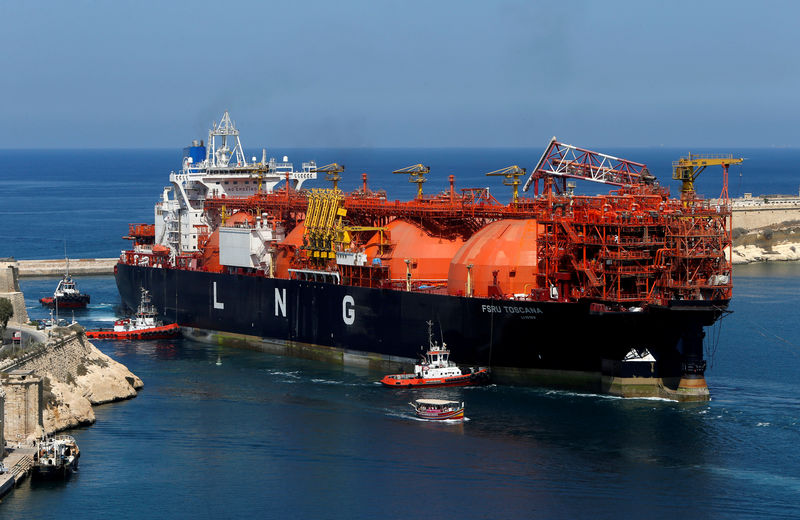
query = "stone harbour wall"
xmin=18 ymin=329 xmax=91 ymax=383
xmin=0 ymin=387 xmax=5 ymax=451
xmin=732 ymin=206 xmax=800 ymax=231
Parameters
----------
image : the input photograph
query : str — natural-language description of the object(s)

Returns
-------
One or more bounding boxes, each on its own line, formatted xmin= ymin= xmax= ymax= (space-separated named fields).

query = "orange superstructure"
xmin=116 ymin=125 xmax=736 ymax=401
xmin=123 ymin=137 xmax=732 ymax=310
xmin=190 ymin=162 xmax=731 ymax=308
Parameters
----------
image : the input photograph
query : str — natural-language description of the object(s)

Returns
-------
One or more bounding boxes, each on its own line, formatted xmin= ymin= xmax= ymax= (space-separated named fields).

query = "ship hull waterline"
xmin=115 ymin=263 xmax=724 ymax=401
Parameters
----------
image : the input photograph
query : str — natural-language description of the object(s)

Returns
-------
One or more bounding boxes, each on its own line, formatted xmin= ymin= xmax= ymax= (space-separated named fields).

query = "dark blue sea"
xmin=1 ymin=147 xmax=800 ymax=519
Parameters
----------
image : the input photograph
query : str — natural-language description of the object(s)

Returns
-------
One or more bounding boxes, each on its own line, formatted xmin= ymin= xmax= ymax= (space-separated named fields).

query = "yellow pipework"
xmin=303 ymin=188 xmax=345 ymax=261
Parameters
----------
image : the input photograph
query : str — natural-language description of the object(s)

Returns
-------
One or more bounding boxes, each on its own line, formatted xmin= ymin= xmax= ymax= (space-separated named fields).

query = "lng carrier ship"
xmin=115 ymin=112 xmax=735 ymax=400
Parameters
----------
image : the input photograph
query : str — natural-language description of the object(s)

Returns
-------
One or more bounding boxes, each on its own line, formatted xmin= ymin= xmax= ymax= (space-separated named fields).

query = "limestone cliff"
xmin=731 ymin=224 xmax=800 ymax=264
xmin=8 ymin=325 xmax=143 ymax=436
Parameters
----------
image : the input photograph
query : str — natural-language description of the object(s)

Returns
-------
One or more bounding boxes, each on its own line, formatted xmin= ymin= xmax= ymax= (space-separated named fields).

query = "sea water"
xmin=1 ymin=148 xmax=799 ymax=519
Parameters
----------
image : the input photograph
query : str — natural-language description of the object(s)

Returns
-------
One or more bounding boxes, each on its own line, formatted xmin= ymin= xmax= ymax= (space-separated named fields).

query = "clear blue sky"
xmin=1 ymin=0 xmax=798 ymax=148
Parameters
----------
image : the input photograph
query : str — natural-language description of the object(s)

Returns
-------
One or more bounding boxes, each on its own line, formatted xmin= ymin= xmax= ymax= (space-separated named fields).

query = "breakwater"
xmin=15 ymin=258 xmax=117 ymax=277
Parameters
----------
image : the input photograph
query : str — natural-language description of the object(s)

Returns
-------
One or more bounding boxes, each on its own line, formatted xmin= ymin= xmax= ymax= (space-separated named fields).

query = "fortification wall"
xmin=0 ymin=388 xmax=5 ymax=451
xmin=0 ymin=261 xmax=29 ymax=324
xmin=15 ymin=330 xmax=92 ymax=382
xmin=0 ymin=261 xmax=20 ymax=293
xmin=0 ymin=371 xmax=42 ymax=444
xmin=732 ymin=206 xmax=800 ymax=231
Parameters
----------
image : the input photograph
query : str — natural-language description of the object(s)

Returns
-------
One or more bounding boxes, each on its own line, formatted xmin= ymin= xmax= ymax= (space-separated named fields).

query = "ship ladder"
xmin=559 ymin=220 xmax=581 ymax=243
xmin=570 ymin=256 xmax=602 ymax=287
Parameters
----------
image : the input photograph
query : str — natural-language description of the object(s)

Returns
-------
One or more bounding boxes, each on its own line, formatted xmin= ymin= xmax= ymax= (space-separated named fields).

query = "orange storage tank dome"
xmin=364 ymin=220 xmax=464 ymax=282
xmin=227 ymin=211 xmax=255 ymax=226
xmin=447 ymin=219 xmax=539 ymax=297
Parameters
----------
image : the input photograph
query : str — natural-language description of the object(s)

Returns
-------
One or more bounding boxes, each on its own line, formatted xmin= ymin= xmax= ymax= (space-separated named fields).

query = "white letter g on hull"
xmin=342 ymin=296 xmax=355 ymax=325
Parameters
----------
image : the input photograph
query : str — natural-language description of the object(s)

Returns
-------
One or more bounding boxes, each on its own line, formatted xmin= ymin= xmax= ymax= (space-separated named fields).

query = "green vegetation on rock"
xmin=0 ymin=297 xmax=13 ymax=332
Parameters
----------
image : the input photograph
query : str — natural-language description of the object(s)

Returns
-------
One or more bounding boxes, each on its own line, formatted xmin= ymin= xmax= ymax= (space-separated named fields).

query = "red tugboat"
xmin=39 ymin=262 xmax=90 ymax=309
xmin=381 ymin=321 xmax=490 ymax=387
xmin=86 ymin=288 xmax=180 ymax=340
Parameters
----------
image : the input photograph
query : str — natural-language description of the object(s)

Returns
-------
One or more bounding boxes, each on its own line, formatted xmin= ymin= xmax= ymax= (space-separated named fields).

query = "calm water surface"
xmin=1 ymin=149 xmax=799 ymax=518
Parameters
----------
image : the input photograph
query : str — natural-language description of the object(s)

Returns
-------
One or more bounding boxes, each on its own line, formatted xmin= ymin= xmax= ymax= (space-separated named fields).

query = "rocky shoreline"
xmin=1 ymin=259 xmax=142 ymax=441
xmin=732 ymin=242 xmax=800 ymax=264
xmin=39 ymin=326 xmax=143 ymax=435
xmin=731 ymin=224 xmax=800 ymax=264
xmin=2 ymin=325 xmax=143 ymax=440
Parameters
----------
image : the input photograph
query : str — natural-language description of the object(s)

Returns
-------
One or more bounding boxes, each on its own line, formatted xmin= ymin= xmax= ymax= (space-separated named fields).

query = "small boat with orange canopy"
xmin=86 ymin=288 xmax=180 ymax=340
xmin=410 ymin=399 xmax=465 ymax=421
xmin=380 ymin=321 xmax=490 ymax=387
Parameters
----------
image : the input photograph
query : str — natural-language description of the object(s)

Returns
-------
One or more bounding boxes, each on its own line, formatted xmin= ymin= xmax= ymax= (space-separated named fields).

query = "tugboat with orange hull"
xmin=86 ymin=288 xmax=180 ymax=340
xmin=410 ymin=399 xmax=465 ymax=421
xmin=381 ymin=322 xmax=490 ymax=388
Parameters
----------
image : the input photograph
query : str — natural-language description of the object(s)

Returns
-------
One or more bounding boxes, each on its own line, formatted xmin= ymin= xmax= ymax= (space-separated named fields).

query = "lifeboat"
xmin=85 ymin=288 xmax=180 ymax=340
xmin=380 ymin=321 xmax=490 ymax=388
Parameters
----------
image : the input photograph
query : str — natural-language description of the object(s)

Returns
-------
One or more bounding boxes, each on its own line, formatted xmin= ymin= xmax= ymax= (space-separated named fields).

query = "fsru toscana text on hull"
xmin=116 ymin=263 xmax=723 ymax=401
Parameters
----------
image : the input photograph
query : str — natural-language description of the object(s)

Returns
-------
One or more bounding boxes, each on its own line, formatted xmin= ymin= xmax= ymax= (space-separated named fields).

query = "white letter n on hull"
xmin=275 ymin=288 xmax=287 ymax=317
xmin=213 ymin=282 xmax=224 ymax=310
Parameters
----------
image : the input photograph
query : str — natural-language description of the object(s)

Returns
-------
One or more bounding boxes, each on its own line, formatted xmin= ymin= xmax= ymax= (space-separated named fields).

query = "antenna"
xmin=64 ymin=240 xmax=69 ymax=277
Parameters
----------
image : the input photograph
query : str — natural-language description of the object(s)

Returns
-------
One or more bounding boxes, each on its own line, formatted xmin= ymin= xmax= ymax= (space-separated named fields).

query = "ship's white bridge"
xmin=154 ymin=112 xmax=317 ymax=256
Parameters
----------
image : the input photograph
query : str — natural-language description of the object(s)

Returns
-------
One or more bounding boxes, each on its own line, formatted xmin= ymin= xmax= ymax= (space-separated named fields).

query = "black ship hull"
xmin=33 ymin=462 xmax=77 ymax=479
xmin=39 ymin=294 xmax=90 ymax=309
xmin=115 ymin=263 xmax=727 ymax=400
